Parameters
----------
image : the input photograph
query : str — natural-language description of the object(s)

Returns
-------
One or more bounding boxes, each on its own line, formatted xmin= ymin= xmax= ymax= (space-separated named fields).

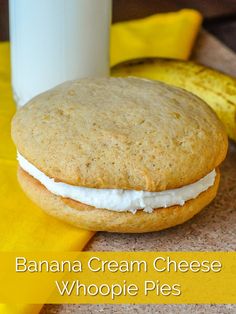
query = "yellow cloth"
xmin=0 ymin=43 xmax=95 ymax=314
xmin=111 ymin=9 xmax=202 ymax=66
xmin=0 ymin=9 xmax=202 ymax=314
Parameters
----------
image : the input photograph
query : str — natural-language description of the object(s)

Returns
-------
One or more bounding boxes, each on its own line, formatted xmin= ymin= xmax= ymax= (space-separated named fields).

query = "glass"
xmin=9 ymin=0 xmax=111 ymax=107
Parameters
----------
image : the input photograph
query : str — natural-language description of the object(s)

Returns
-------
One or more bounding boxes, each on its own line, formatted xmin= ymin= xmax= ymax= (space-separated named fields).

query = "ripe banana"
xmin=111 ymin=58 xmax=236 ymax=141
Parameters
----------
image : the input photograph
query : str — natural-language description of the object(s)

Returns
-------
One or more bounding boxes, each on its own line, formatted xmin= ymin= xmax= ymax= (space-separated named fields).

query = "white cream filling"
xmin=17 ymin=152 xmax=216 ymax=214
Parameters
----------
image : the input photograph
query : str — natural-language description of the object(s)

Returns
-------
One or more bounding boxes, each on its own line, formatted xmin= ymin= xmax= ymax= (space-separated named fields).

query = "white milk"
xmin=9 ymin=0 xmax=111 ymax=107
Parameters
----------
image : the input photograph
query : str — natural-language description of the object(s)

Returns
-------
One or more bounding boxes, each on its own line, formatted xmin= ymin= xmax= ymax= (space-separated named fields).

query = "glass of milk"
xmin=9 ymin=0 xmax=111 ymax=107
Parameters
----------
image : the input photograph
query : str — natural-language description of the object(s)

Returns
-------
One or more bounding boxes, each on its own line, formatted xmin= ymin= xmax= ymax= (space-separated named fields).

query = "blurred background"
xmin=1 ymin=0 xmax=236 ymax=52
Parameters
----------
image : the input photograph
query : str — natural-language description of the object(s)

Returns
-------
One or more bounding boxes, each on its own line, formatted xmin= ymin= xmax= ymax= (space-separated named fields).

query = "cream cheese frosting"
xmin=17 ymin=152 xmax=216 ymax=214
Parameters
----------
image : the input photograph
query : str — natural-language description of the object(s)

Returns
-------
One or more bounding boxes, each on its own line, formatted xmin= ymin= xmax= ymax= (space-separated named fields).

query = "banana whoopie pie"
xmin=11 ymin=77 xmax=228 ymax=233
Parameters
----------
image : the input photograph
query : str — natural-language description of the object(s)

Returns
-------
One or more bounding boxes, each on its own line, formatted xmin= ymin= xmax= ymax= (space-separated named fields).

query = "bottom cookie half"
xmin=18 ymin=167 xmax=220 ymax=233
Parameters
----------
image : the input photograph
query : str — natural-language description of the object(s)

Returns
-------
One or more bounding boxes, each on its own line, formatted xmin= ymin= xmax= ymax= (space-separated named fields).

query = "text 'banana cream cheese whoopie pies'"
xmin=11 ymin=77 xmax=228 ymax=233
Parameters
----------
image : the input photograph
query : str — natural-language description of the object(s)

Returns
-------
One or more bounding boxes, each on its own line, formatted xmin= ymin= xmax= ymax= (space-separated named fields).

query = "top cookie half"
xmin=11 ymin=77 xmax=228 ymax=191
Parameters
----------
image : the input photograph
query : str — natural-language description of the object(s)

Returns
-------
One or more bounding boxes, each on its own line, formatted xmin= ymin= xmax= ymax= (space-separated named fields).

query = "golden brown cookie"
xmin=12 ymin=77 xmax=227 ymax=191
xmin=11 ymin=77 xmax=228 ymax=233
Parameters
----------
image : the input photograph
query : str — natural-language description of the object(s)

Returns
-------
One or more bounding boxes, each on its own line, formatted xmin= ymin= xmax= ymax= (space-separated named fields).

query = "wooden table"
xmin=1 ymin=1 xmax=236 ymax=313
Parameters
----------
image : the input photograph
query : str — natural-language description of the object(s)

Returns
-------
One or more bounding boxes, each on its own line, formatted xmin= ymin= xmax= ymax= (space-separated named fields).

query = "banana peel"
xmin=111 ymin=58 xmax=236 ymax=141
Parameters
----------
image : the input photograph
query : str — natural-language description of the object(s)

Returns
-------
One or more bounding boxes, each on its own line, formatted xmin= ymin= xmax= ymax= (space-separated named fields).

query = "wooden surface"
xmin=0 ymin=0 xmax=9 ymax=41
xmin=113 ymin=0 xmax=236 ymax=20
xmin=41 ymin=31 xmax=236 ymax=314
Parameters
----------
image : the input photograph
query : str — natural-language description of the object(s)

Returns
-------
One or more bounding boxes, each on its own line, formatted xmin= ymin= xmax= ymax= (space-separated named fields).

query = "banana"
xmin=111 ymin=58 xmax=236 ymax=141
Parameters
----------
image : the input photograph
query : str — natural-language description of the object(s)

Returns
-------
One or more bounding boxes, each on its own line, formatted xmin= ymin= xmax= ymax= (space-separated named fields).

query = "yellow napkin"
xmin=0 ymin=9 xmax=202 ymax=314
xmin=0 ymin=43 xmax=95 ymax=314
xmin=111 ymin=9 xmax=202 ymax=66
